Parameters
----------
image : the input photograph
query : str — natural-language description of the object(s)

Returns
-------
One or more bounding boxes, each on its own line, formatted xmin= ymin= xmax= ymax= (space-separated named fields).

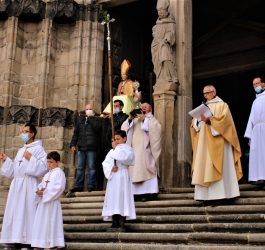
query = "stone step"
xmin=61 ymin=197 xmax=265 ymax=209
xmin=64 ymin=232 xmax=265 ymax=245
xmin=63 ymin=214 xmax=265 ymax=224
xmin=64 ymin=242 xmax=265 ymax=250
xmin=63 ymin=222 xmax=265 ymax=233
xmin=164 ymin=184 xmax=259 ymax=193
xmin=62 ymin=205 xmax=265 ymax=216
xmin=61 ymin=189 xmax=265 ymax=203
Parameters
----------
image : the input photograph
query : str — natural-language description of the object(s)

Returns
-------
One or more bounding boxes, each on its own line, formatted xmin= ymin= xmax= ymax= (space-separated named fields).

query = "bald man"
xmin=122 ymin=103 xmax=161 ymax=201
xmin=190 ymin=85 xmax=243 ymax=205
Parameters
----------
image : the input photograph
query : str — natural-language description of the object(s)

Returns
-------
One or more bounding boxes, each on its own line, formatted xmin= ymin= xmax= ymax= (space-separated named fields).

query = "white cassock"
xmin=244 ymin=91 xmax=265 ymax=181
xmin=102 ymin=144 xmax=136 ymax=221
xmin=31 ymin=167 xmax=66 ymax=248
xmin=0 ymin=140 xmax=48 ymax=244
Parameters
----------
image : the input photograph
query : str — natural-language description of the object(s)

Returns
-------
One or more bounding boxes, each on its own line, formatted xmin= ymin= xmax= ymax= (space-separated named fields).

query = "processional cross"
xmin=101 ymin=11 xmax=115 ymax=140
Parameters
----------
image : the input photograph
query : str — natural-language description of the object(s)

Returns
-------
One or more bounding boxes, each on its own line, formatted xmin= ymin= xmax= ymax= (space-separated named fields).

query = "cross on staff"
xmin=44 ymin=179 xmax=50 ymax=189
xmin=101 ymin=11 xmax=115 ymax=140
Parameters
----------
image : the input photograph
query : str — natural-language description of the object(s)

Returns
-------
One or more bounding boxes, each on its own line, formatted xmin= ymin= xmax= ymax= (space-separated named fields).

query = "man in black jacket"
xmin=113 ymin=100 xmax=129 ymax=131
xmin=69 ymin=103 xmax=100 ymax=193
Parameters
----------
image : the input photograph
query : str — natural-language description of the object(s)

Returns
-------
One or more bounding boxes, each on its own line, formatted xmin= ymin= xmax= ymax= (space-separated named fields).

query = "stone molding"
xmin=6 ymin=105 xmax=39 ymax=125
xmin=3 ymin=105 xmax=74 ymax=128
xmin=40 ymin=107 xmax=74 ymax=128
xmin=0 ymin=0 xmax=100 ymax=22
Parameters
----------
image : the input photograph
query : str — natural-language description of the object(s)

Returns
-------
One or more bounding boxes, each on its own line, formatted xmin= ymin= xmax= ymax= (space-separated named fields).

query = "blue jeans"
xmin=75 ymin=150 xmax=97 ymax=189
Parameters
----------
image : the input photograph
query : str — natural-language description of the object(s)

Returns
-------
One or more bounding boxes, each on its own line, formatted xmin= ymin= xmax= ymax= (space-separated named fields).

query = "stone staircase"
xmin=61 ymin=184 xmax=265 ymax=250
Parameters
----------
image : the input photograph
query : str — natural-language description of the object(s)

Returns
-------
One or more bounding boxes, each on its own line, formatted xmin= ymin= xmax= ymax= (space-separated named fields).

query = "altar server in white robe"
xmin=121 ymin=103 xmax=162 ymax=201
xmin=245 ymin=78 xmax=265 ymax=187
xmin=0 ymin=123 xmax=48 ymax=248
xmin=31 ymin=151 xmax=66 ymax=249
xmin=102 ymin=130 xmax=135 ymax=232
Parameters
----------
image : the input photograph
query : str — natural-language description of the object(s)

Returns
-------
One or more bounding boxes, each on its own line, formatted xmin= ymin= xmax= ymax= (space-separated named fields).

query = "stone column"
xmin=0 ymin=17 xmax=18 ymax=154
xmin=172 ymin=0 xmax=193 ymax=187
xmin=153 ymin=87 xmax=177 ymax=188
xmin=36 ymin=18 xmax=53 ymax=108
xmin=153 ymin=0 xmax=192 ymax=188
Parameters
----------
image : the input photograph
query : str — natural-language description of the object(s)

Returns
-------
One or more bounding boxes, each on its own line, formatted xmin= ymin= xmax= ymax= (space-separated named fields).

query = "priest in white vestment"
xmin=244 ymin=80 xmax=265 ymax=185
xmin=0 ymin=123 xmax=48 ymax=247
xmin=190 ymin=85 xmax=243 ymax=203
xmin=121 ymin=103 xmax=162 ymax=201
xmin=102 ymin=130 xmax=135 ymax=232
xmin=31 ymin=151 xmax=66 ymax=249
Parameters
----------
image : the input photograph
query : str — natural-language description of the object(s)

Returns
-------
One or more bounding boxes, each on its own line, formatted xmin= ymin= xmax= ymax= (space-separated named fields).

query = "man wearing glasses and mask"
xmin=190 ymin=85 xmax=243 ymax=206
xmin=0 ymin=123 xmax=47 ymax=249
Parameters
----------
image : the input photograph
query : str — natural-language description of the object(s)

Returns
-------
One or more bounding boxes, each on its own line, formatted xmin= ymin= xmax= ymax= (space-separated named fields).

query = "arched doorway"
xmin=193 ymin=0 xmax=265 ymax=182
xmin=101 ymin=0 xmax=157 ymax=109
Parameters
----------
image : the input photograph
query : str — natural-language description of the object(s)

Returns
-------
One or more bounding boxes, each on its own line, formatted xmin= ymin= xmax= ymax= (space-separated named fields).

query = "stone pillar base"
xmin=153 ymin=79 xmax=179 ymax=92
xmin=153 ymin=88 xmax=177 ymax=189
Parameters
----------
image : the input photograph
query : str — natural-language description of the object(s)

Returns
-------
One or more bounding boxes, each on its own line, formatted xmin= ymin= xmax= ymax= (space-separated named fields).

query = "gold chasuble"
xmin=190 ymin=96 xmax=243 ymax=187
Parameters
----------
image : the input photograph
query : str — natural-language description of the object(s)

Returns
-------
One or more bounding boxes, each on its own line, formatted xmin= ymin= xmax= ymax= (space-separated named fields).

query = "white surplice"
xmin=244 ymin=91 xmax=265 ymax=181
xmin=0 ymin=140 xmax=48 ymax=244
xmin=102 ymin=143 xmax=136 ymax=221
xmin=31 ymin=167 xmax=66 ymax=248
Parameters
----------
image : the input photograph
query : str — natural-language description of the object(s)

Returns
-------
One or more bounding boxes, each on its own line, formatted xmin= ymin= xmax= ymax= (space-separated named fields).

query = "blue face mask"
xmin=114 ymin=108 xmax=120 ymax=114
xmin=255 ymin=86 xmax=263 ymax=94
xmin=21 ymin=133 xmax=30 ymax=143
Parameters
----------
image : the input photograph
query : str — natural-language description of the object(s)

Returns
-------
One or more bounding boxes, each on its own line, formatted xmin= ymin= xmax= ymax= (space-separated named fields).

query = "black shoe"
xmin=65 ymin=191 xmax=76 ymax=198
xmin=88 ymin=187 xmax=95 ymax=192
xmin=134 ymin=195 xmax=142 ymax=202
xmin=70 ymin=187 xmax=83 ymax=192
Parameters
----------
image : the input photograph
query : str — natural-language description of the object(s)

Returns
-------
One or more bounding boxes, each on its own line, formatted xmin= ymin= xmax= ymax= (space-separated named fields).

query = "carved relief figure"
xmin=151 ymin=0 xmax=178 ymax=84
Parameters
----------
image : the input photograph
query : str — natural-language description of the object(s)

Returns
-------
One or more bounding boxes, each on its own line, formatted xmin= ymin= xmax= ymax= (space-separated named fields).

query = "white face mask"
xmin=85 ymin=109 xmax=94 ymax=117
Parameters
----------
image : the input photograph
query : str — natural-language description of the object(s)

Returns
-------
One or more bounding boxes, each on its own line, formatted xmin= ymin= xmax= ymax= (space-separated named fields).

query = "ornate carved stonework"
xmin=0 ymin=107 xmax=4 ymax=125
xmin=9 ymin=0 xmax=44 ymax=19
xmin=40 ymin=108 xmax=74 ymax=128
xmin=0 ymin=0 xmax=99 ymax=22
xmin=47 ymin=0 xmax=77 ymax=22
xmin=0 ymin=0 xmax=10 ymax=12
xmin=6 ymin=105 xmax=39 ymax=125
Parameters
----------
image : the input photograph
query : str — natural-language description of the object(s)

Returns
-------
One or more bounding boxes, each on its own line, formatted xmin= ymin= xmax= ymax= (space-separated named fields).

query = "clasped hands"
xmin=36 ymin=188 xmax=45 ymax=197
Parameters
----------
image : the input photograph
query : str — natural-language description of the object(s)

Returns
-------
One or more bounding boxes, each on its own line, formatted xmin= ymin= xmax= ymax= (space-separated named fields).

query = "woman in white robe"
xmin=31 ymin=152 xmax=66 ymax=249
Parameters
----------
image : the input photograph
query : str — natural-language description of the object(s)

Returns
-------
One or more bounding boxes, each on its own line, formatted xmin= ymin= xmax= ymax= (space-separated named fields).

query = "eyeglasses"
xmin=22 ymin=130 xmax=31 ymax=133
xmin=203 ymin=91 xmax=214 ymax=95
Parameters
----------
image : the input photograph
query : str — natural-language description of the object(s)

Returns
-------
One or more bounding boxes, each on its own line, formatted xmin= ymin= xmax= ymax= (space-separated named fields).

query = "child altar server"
xmin=31 ymin=151 xmax=66 ymax=249
xmin=102 ymin=130 xmax=136 ymax=232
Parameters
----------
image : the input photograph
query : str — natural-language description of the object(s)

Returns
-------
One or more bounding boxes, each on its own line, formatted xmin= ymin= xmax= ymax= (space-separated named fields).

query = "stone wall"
xmin=0 ymin=0 xmax=105 ymax=190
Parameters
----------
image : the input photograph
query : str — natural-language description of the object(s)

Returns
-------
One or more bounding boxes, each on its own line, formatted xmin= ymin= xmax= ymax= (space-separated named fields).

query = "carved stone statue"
xmin=151 ymin=0 xmax=178 ymax=90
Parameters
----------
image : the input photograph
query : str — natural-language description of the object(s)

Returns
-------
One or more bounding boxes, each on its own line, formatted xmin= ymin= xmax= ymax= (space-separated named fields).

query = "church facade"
xmin=0 ymin=0 xmax=264 ymax=190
